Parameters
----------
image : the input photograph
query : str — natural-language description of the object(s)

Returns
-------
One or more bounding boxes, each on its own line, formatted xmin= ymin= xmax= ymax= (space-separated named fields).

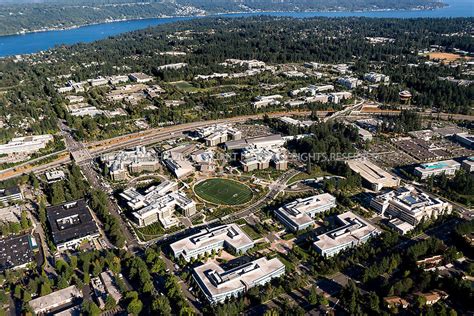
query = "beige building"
xmin=347 ymin=159 xmax=400 ymax=191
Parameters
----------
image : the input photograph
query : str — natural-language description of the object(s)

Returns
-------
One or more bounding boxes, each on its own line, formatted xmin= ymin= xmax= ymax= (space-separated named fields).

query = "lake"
xmin=0 ymin=0 xmax=472 ymax=57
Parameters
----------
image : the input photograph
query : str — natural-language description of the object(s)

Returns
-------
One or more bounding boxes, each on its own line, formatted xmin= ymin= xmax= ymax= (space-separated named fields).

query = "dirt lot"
xmin=427 ymin=52 xmax=472 ymax=61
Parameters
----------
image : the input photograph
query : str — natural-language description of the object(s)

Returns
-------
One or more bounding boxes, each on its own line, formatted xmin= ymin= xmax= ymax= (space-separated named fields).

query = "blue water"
xmin=0 ymin=0 xmax=472 ymax=57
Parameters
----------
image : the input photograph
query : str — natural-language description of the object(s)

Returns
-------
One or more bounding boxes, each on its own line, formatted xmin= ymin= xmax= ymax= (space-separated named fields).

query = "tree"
xmin=82 ymin=300 xmax=101 ymax=316
xmin=40 ymin=282 xmax=52 ymax=296
xmin=308 ymin=285 xmax=318 ymax=305
xmin=105 ymin=295 xmax=116 ymax=310
xmin=152 ymin=296 xmax=172 ymax=316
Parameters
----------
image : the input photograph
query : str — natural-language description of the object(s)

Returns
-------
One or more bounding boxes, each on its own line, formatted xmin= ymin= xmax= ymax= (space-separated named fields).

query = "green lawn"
xmin=171 ymin=81 xmax=199 ymax=93
xmin=194 ymin=178 xmax=253 ymax=206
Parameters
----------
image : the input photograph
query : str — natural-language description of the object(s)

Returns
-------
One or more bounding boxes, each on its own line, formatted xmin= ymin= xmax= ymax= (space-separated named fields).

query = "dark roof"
xmin=46 ymin=199 xmax=99 ymax=246
xmin=0 ymin=186 xmax=21 ymax=198
xmin=0 ymin=234 xmax=35 ymax=271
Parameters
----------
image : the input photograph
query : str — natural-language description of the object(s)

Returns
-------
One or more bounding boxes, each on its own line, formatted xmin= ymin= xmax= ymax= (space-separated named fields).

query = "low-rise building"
xmin=170 ymin=224 xmax=254 ymax=261
xmin=313 ymin=211 xmax=380 ymax=257
xmin=129 ymin=72 xmax=153 ymax=83
xmin=194 ymin=124 xmax=242 ymax=147
xmin=191 ymin=150 xmax=217 ymax=173
xmin=193 ymin=257 xmax=285 ymax=304
xmin=162 ymin=145 xmax=196 ymax=179
xmin=157 ymin=63 xmax=188 ymax=71
xmin=455 ymin=132 xmax=474 ymax=149
xmin=384 ymin=296 xmax=409 ymax=309
xmin=347 ymin=159 xmax=400 ymax=191
xmin=224 ymin=59 xmax=266 ymax=69
xmin=370 ymin=185 xmax=452 ymax=226
xmin=337 ymin=77 xmax=361 ymax=89
xmin=275 ymin=194 xmax=336 ymax=232
xmin=252 ymin=95 xmax=283 ymax=109
xmin=45 ymin=170 xmax=66 ymax=183
xmin=387 ymin=218 xmax=415 ymax=235
xmin=0 ymin=234 xmax=37 ymax=272
xmin=462 ymin=156 xmax=474 ymax=172
xmin=0 ymin=134 xmax=53 ymax=155
xmin=120 ymin=180 xmax=195 ymax=227
xmin=364 ymin=72 xmax=390 ymax=83
xmin=29 ymin=286 xmax=83 ymax=315
xmin=69 ymin=106 xmax=103 ymax=117
xmin=101 ymin=146 xmax=160 ymax=181
xmin=46 ymin=200 xmax=100 ymax=251
xmin=279 ymin=117 xmax=315 ymax=128
xmin=88 ymin=77 xmax=108 ymax=87
xmin=240 ymin=147 xmax=287 ymax=172
xmin=108 ymin=75 xmax=129 ymax=85
xmin=353 ymin=124 xmax=373 ymax=141
xmin=0 ymin=186 xmax=23 ymax=204
xmin=329 ymin=91 xmax=353 ymax=104
xmin=100 ymin=271 xmax=122 ymax=303
xmin=414 ymin=159 xmax=461 ymax=179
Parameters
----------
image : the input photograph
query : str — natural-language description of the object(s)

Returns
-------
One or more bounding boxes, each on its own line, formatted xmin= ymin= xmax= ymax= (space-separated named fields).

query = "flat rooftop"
xmin=46 ymin=199 xmax=99 ymax=246
xmin=314 ymin=211 xmax=380 ymax=253
xmin=29 ymin=285 xmax=82 ymax=313
xmin=0 ymin=234 xmax=36 ymax=271
xmin=417 ymin=159 xmax=460 ymax=171
xmin=170 ymin=224 xmax=253 ymax=255
xmin=347 ymin=159 xmax=399 ymax=188
xmin=193 ymin=257 xmax=285 ymax=300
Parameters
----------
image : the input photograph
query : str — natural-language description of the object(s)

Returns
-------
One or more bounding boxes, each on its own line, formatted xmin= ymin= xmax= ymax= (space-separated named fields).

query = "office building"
xmin=46 ymin=200 xmax=100 ymax=251
xmin=414 ymin=159 xmax=461 ymax=179
xmin=0 ymin=186 xmax=23 ymax=204
xmin=279 ymin=117 xmax=315 ymax=128
xmin=313 ymin=211 xmax=380 ymax=257
xmin=364 ymin=72 xmax=390 ymax=83
xmin=170 ymin=224 xmax=254 ymax=262
xmin=45 ymin=170 xmax=66 ymax=183
xmin=275 ymin=194 xmax=337 ymax=232
xmin=193 ymin=257 xmax=285 ymax=304
xmin=329 ymin=91 xmax=353 ymax=104
xmin=347 ymin=159 xmax=400 ymax=191
xmin=462 ymin=157 xmax=474 ymax=172
xmin=0 ymin=234 xmax=37 ymax=272
xmin=337 ymin=77 xmax=361 ymax=89
xmin=194 ymin=124 xmax=242 ymax=147
xmin=162 ymin=145 xmax=196 ymax=179
xmin=29 ymin=286 xmax=83 ymax=315
xmin=120 ymin=180 xmax=195 ymax=227
xmin=370 ymin=185 xmax=452 ymax=226
xmin=455 ymin=133 xmax=474 ymax=149
xmin=156 ymin=63 xmax=188 ymax=71
xmin=252 ymin=95 xmax=283 ymax=109
xmin=0 ymin=134 xmax=53 ymax=155
xmin=101 ymin=146 xmax=160 ymax=181
xmin=129 ymin=72 xmax=153 ymax=83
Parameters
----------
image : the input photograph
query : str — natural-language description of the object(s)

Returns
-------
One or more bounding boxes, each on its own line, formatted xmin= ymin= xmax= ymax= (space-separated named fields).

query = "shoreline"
xmin=0 ymin=5 xmax=447 ymax=38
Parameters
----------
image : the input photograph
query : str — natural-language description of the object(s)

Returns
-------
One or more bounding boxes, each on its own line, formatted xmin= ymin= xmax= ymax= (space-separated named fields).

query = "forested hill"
xmin=0 ymin=0 xmax=445 ymax=36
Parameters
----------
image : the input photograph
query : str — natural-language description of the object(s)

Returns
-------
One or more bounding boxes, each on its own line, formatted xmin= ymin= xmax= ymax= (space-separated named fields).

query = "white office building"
xmin=370 ymin=185 xmax=452 ymax=226
xmin=170 ymin=224 xmax=254 ymax=262
xmin=414 ymin=160 xmax=461 ymax=179
xmin=275 ymin=194 xmax=337 ymax=232
xmin=313 ymin=211 xmax=380 ymax=257
xmin=0 ymin=134 xmax=53 ymax=155
xmin=120 ymin=180 xmax=195 ymax=228
xmin=101 ymin=146 xmax=160 ymax=181
xmin=193 ymin=257 xmax=285 ymax=304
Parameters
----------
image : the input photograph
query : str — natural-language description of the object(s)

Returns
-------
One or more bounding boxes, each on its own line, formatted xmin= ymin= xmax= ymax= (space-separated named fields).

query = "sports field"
xmin=194 ymin=178 xmax=253 ymax=206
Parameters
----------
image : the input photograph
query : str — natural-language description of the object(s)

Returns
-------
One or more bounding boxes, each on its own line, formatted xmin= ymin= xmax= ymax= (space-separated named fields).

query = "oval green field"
xmin=194 ymin=178 xmax=253 ymax=206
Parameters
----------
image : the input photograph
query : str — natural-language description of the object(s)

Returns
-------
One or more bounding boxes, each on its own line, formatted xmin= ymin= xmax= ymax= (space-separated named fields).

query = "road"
xmin=58 ymin=121 xmax=141 ymax=252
